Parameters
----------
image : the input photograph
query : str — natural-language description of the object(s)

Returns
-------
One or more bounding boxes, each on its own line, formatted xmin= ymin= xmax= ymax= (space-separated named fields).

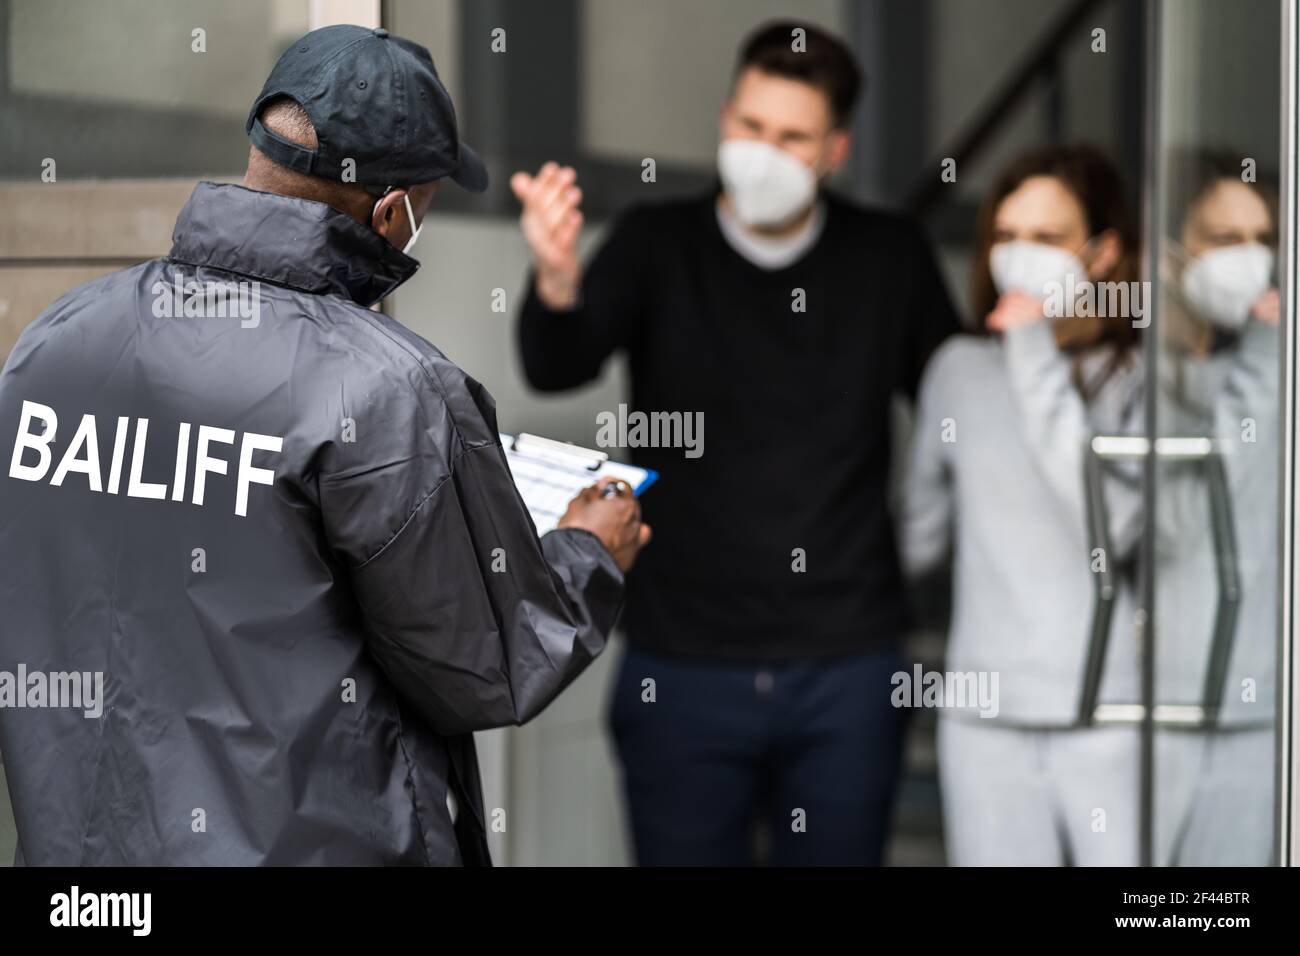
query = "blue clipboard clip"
xmin=632 ymin=470 xmax=658 ymax=496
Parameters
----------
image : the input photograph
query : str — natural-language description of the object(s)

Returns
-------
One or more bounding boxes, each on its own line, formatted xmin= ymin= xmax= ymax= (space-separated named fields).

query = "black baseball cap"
xmin=246 ymin=24 xmax=487 ymax=192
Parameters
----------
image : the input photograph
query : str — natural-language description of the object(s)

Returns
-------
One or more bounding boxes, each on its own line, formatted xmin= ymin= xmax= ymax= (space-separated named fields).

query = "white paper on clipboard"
xmin=500 ymin=432 xmax=658 ymax=535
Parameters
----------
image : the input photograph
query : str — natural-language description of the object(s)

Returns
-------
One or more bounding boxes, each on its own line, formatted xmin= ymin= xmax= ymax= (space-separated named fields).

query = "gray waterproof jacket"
xmin=0 ymin=182 xmax=624 ymax=865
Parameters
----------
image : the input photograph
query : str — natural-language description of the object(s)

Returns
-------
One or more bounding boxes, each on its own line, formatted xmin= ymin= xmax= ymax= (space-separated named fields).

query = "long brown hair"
xmin=971 ymin=144 xmax=1141 ymax=398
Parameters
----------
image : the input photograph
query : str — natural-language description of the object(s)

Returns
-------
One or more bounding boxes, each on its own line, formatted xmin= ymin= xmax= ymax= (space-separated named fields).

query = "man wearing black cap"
xmin=0 ymin=24 xmax=646 ymax=866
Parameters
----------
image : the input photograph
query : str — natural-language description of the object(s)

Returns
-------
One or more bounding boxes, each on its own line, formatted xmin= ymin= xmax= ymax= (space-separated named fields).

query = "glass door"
xmin=1144 ymin=0 xmax=1285 ymax=866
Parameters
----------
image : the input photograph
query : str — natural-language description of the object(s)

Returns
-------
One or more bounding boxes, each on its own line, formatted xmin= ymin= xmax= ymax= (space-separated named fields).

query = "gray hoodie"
xmin=900 ymin=320 xmax=1144 ymax=725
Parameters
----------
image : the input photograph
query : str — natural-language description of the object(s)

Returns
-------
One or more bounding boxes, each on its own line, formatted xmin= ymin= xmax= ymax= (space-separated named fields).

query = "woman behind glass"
xmin=901 ymin=144 xmax=1144 ymax=866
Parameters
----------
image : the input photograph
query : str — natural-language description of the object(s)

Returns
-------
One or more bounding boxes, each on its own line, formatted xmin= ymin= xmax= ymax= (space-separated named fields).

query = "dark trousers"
xmin=608 ymin=642 xmax=906 ymax=866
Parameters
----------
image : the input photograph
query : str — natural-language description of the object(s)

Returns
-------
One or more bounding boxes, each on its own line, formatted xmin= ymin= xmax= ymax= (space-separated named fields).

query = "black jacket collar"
xmin=168 ymin=181 xmax=419 ymax=307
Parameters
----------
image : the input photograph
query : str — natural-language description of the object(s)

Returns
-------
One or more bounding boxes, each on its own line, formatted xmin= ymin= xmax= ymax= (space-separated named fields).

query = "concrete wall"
xmin=10 ymin=0 xmax=308 ymax=115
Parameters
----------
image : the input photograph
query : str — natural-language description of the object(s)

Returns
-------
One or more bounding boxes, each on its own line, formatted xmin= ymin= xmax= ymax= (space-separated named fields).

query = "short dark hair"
xmin=736 ymin=20 xmax=863 ymax=128
xmin=246 ymin=96 xmax=376 ymax=215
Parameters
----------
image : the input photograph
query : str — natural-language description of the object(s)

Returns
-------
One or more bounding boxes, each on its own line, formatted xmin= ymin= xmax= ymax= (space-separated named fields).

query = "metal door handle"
xmin=1079 ymin=436 xmax=1242 ymax=728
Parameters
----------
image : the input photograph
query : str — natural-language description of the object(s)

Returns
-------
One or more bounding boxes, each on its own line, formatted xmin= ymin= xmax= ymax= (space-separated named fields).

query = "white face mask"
xmin=989 ymin=239 xmax=1089 ymax=301
xmin=401 ymin=192 xmax=423 ymax=255
xmin=717 ymin=138 xmax=818 ymax=229
xmin=372 ymin=190 xmax=423 ymax=256
xmin=1179 ymin=242 xmax=1273 ymax=330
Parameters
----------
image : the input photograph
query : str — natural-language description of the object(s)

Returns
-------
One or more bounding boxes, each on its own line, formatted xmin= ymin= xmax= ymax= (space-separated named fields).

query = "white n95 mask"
xmin=372 ymin=190 xmax=423 ymax=256
xmin=717 ymin=138 xmax=817 ymax=229
xmin=989 ymin=240 xmax=1088 ymax=301
xmin=1179 ymin=242 xmax=1273 ymax=330
xmin=400 ymin=191 xmax=422 ymax=255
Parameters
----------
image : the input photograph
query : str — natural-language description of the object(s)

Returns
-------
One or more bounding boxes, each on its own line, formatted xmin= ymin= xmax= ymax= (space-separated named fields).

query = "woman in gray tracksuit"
xmin=900 ymin=145 xmax=1145 ymax=865
xmin=1150 ymin=152 xmax=1280 ymax=865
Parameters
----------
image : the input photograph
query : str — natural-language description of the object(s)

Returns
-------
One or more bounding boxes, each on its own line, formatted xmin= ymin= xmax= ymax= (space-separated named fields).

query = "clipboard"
xmin=500 ymin=432 xmax=658 ymax=535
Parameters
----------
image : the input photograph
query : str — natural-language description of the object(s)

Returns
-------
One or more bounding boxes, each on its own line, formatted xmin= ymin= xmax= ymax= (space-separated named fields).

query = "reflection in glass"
xmin=1149 ymin=0 xmax=1282 ymax=865
xmin=1153 ymin=150 xmax=1279 ymax=865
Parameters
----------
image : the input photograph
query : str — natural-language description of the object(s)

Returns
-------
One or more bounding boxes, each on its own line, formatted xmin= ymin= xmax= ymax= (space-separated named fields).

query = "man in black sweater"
xmin=512 ymin=21 xmax=959 ymax=865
